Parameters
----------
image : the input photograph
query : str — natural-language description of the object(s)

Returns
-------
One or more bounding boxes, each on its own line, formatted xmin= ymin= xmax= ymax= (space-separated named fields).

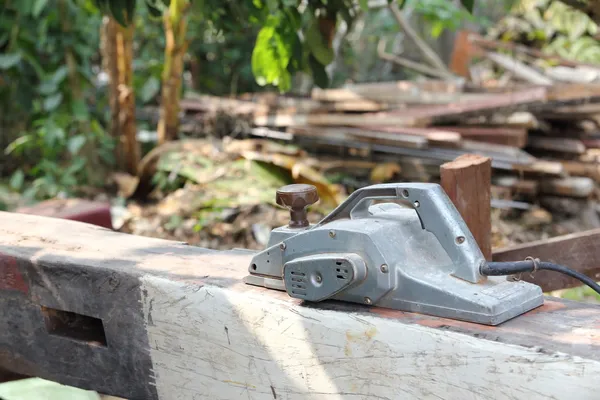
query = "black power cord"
xmin=481 ymin=259 xmax=600 ymax=296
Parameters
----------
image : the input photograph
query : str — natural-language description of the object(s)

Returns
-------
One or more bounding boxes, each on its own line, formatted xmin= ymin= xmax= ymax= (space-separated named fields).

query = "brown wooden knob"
xmin=276 ymin=184 xmax=319 ymax=228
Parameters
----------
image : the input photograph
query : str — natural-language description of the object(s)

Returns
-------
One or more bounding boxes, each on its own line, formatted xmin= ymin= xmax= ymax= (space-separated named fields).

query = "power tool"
xmin=244 ymin=182 xmax=598 ymax=325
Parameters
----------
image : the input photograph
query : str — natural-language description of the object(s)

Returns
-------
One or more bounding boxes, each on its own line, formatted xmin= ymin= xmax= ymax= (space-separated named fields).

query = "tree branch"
xmin=377 ymin=38 xmax=455 ymax=80
xmin=388 ymin=3 xmax=452 ymax=75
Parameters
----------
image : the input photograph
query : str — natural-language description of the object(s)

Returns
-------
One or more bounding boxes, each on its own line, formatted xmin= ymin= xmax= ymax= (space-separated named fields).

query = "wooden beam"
xmin=485 ymin=52 xmax=554 ymax=85
xmin=449 ymin=30 xmax=478 ymax=78
xmin=1 ymin=212 xmax=600 ymax=399
xmin=562 ymin=160 xmax=600 ymax=181
xmin=494 ymin=176 xmax=539 ymax=196
xmin=254 ymin=112 xmax=427 ymax=128
xmin=435 ymin=126 xmax=528 ymax=148
xmin=255 ymin=88 xmax=549 ymax=129
xmin=493 ymin=229 xmax=600 ymax=292
xmin=540 ymin=177 xmax=595 ymax=198
xmin=311 ymin=83 xmax=480 ymax=105
xmin=528 ymin=137 xmax=587 ymax=155
xmin=360 ymin=125 xmax=528 ymax=148
xmin=441 ymin=154 xmax=493 ymax=260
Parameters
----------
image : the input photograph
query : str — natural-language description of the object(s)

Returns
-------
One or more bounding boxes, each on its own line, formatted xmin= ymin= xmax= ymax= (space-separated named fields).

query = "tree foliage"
xmin=94 ymin=0 xmax=484 ymax=91
xmin=1 ymin=0 xmax=114 ymax=200
xmin=494 ymin=0 xmax=600 ymax=63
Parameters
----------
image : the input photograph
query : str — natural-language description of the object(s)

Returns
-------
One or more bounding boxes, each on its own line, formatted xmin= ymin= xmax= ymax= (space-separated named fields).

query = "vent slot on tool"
xmin=289 ymin=270 xmax=307 ymax=297
xmin=336 ymin=260 xmax=350 ymax=280
xmin=283 ymin=253 xmax=366 ymax=302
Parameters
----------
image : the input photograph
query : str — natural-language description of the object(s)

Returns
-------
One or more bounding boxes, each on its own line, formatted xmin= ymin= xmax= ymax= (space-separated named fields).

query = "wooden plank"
xmin=511 ymin=160 xmax=565 ymax=176
xmin=14 ymin=199 xmax=113 ymax=229
xmin=181 ymin=95 xmax=388 ymax=115
xmin=311 ymin=89 xmax=486 ymax=105
xmin=181 ymin=96 xmax=268 ymax=114
xmin=546 ymin=83 xmax=600 ymax=102
xmin=357 ymin=125 xmax=532 ymax=156
xmin=494 ymin=176 xmax=539 ymax=196
xmin=540 ymin=177 xmax=595 ymax=198
xmin=485 ymin=52 xmax=554 ymax=85
xmin=441 ymin=154 xmax=492 ymax=260
xmin=287 ymin=126 xmax=428 ymax=149
xmin=582 ymin=138 xmax=600 ymax=149
xmin=2 ymin=212 xmax=600 ymax=399
xmin=528 ymin=137 xmax=587 ymax=154
xmin=293 ymin=132 xmax=552 ymax=176
xmin=562 ymin=161 xmax=600 ymax=181
xmin=435 ymin=126 xmax=528 ymax=148
xmin=290 ymin=125 xmax=540 ymax=171
xmin=311 ymin=80 xmax=464 ymax=104
xmin=254 ymin=112 xmax=427 ymax=128
xmin=388 ymin=87 xmax=548 ymax=123
xmin=493 ymin=229 xmax=600 ymax=292
xmin=449 ymin=30 xmax=478 ymax=78
xmin=255 ymin=88 xmax=548 ymax=129
xmin=538 ymin=102 xmax=600 ymax=117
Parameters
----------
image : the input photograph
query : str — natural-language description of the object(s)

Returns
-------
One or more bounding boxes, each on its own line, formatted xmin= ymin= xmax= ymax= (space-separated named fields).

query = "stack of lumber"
xmin=180 ymin=79 xmax=600 ymax=205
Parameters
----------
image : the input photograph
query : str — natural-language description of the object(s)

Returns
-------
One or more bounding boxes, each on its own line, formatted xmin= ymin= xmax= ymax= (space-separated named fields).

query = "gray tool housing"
xmin=244 ymin=183 xmax=543 ymax=325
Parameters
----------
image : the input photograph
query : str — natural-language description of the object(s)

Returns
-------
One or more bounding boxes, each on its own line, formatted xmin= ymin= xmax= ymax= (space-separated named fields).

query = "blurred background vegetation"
xmin=0 ymin=0 xmax=504 ymax=204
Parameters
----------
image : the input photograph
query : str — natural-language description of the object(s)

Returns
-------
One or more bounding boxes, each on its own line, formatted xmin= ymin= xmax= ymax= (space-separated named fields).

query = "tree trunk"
xmin=101 ymin=17 xmax=139 ymax=175
xmin=157 ymin=0 xmax=190 ymax=145
xmin=59 ymin=0 xmax=82 ymax=101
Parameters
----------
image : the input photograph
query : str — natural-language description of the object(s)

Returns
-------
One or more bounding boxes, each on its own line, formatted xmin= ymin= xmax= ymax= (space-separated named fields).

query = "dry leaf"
xmin=370 ymin=163 xmax=402 ymax=183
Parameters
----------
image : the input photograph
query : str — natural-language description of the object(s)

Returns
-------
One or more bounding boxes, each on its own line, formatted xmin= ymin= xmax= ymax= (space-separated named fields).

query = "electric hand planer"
xmin=244 ymin=182 xmax=544 ymax=325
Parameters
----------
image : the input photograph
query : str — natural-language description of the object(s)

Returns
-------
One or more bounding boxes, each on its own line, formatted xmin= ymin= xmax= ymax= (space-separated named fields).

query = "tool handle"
xmin=317 ymin=183 xmax=486 ymax=283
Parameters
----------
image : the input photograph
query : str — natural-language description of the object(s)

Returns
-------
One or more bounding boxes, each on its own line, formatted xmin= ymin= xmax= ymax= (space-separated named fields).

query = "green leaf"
xmin=68 ymin=135 xmax=87 ymax=155
xmin=309 ymin=54 xmax=329 ymax=89
xmin=71 ymin=100 xmax=90 ymax=121
xmin=110 ymin=0 xmax=136 ymax=25
xmin=0 ymin=53 xmax=22 ymax=70
xmin=63 ymin=157 xmax=86 ymax=180
xmin=305 ymin=19 xmax=334 ymax=66
xmin=431 ymin=20 xmax=445 ymax=38
xmin=140 ymin=76 xmax=161 ymax=103
xmin=460 ymin=0 xmax=474 ymax=12
xmin=251 ymin=15 xmax=294 ymax=91
xmin=42 ymin=121 xmax=65 ymax=147
xmin=94 ymin=0 xmax=111 ymax=14
xmin=50 ymin=66 xmax=69 ymax=84
xmin=5 ymin=135 xmax=33 ymax=156
xmin=43 ymin=93 xmax=63 ymax=111
xmin=145 ymin=0 xmax=164 ymax=16
xmin=9 ymin=170 xmax=25 ymax=191
xmin=19 ymin=49 xmax=45 ymax=78
xmin=38 ymin=81 xmax=58 ymax=95
xmin=32 ymin=0 xmax=48 ymax=17
xmin=284 ymin=7 xmax=301 ymax=30
xmin=359 ymin=0 xmax=368 ymax=11
xmin=397 ymin=0 xmax=408 ymax=8
xmin=265 ymin=0 xmax=279 ymax=12
xmin=15 ymin=0 xmax=35 ymax=15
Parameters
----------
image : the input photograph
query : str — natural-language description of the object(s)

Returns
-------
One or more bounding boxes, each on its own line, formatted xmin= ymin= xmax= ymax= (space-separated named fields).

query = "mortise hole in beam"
xmin=40 ymin=306 xmax=107 ymax=347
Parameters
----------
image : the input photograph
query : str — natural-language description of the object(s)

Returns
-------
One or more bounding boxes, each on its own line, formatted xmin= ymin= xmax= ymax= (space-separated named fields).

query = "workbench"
xmin=1 ymin=211 xmax=599 ymax=399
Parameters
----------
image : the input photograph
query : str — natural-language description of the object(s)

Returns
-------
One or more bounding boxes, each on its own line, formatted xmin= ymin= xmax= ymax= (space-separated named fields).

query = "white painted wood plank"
xmin=141 ymin=275 xmax=600 ymax=400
